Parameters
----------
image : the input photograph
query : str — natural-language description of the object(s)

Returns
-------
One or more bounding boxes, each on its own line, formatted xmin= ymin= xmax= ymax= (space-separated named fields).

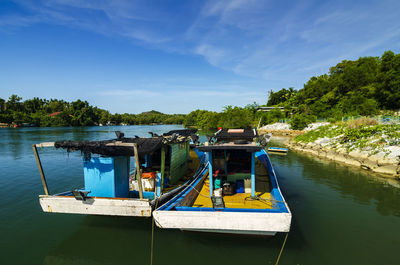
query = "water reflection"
xmin=43 ymin=215 xmax=289 ymax=265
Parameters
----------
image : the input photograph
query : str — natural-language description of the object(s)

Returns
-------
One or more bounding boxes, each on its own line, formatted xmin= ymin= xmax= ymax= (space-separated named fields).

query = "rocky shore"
xmin=285 ymin=140 xmax=400 ymax=179
xmin=258 ymin=129 xmax=304 ymax=136
xmin=258 ymin=122 xmax=329 ymax=136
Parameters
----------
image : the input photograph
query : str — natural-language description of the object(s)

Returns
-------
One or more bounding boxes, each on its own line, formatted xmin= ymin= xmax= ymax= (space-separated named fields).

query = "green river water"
xmin=1 ymin=125 xmax=399 ymax=265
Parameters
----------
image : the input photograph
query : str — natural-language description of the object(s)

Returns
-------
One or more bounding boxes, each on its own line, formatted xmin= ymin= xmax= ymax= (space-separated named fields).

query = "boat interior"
xmin=130 ymin=146 xmax=201 ymax=199
xmin=183 ymin=149 xmax=275 ymax=210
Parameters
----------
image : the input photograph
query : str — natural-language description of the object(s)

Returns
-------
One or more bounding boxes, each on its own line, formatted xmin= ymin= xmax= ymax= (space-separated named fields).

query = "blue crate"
xmin=83 ymin=156 xmax=130 ymax=198
xmin=236 ymin=179 xmax=244 ymax=193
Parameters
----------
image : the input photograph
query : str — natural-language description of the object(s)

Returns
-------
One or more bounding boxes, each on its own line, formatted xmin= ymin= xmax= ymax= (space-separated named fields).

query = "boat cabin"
xmin=33 ymin=129 xmax=203 ymax=217
xmin=192 ymin=129 xmax=274 ymax=209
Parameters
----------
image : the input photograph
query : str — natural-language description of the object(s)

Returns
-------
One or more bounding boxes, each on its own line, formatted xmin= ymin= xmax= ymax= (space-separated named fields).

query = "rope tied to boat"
xmin=275 ymin=232 xmax=289 ymax=265
xmin=244 ymin=195 xmax=285 ymax=206
xmin=150 ymin=197 xmax=160 ymax=265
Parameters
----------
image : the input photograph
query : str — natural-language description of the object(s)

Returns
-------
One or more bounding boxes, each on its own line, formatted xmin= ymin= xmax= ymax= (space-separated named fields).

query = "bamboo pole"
xmin=32 ymin=144 xmax=50 ymax=195
xmin=132 ymin=143 xmax=144 ymax=199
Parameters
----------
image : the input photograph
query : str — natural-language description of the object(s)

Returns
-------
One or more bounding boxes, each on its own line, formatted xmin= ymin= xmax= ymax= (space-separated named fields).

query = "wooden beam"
xmin=132 ymin=143 xmax=144 ymax=199
xmin=32 ymin=144 xmax=50 ymax=195
xmin=35 ymin=142 xmax=55 ymax=148
xmin=161 ymin=145 xmax=165 ymax=190
xmin=208 ymin=151 xmax=213 ymax=197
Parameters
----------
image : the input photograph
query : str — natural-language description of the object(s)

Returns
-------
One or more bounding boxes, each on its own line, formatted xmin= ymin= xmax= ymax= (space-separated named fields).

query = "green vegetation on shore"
xmin=0 ymin=95 xmax=185 ymax=127
xmin=184 ymin=50 xmax=400 ymax=130
xmin=295 ymin=118 xmax=400 ymax=155
xmin=182 ymin=105 xmax=257 ymax=129
xmin=267 ymin=50 xmax=400 ymax=122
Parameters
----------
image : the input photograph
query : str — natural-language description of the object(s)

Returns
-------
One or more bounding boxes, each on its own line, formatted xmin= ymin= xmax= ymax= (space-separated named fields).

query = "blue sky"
xmin=1 ymin=0 xmax=399 ymax=114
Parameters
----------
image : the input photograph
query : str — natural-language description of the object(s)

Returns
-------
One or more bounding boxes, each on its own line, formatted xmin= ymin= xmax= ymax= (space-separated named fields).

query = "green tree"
xmin=7 ymin=94 xmax=23 ymax=111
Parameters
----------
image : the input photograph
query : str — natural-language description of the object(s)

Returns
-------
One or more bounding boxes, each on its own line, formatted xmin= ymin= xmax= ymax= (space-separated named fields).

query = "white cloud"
xmin=3 ymin=0 xmax=400 ymax=91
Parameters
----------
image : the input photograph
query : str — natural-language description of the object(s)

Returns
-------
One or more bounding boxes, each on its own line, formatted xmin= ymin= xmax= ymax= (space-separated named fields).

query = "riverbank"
xmin=258 ymin=122 xmax=329 ymax=136
xmin=283 ymin=122 xmax=400 ymax=179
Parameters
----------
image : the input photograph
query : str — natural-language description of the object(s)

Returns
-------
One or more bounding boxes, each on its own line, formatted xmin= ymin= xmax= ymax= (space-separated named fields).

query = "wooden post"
xmin=132 ymin=143 xmax=144 ymax=199
xmin=257 ymin=116 xmax=262 ymax=129
xmin=32 ymin=144 xmax=50 ymax=195
xmin=161 ymin=145 xmax=165 ymax=190
xmin=156 ymin=172 xmax=161 ymax=197
xmin=224 ymin=149 xmax=228 ymax=177
xmin=251 ymin=152 xmax=255 ymax=198
xmin=208 ymin=151 xmax=213 ymax=197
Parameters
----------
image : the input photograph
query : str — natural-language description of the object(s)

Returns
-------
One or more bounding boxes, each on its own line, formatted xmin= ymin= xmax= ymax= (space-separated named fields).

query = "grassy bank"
xmin=286 ymin=118 xmax=400 ymax=177
xmin=294 ymin=118 xmax=400 ymax=156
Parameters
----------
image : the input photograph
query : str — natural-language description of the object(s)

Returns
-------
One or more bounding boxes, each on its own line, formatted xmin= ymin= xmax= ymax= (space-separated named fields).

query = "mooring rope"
xmin=150 ymin=197 xmax=159 ymax=265
xmin=275 ymin=232 xmax=289 ymax=265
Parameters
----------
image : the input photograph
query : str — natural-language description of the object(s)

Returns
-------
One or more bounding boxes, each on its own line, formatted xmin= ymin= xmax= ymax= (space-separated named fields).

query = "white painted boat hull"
xmin=39 ymin=195 xmax=152 ymax=217
xmin=153 ymin=210 xmax=291 ymax=235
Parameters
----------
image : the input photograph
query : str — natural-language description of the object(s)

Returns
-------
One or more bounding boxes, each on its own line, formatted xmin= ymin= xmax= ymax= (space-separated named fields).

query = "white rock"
xmin=314 ymin=137 xmax=331 ymax=146
xmin=384 ymin=146 xmax=400 ymax=159
xmin=304 ymin=122 xmax=330 ymax=131
xmin=259 ymin=123 xmax=291 ymax=130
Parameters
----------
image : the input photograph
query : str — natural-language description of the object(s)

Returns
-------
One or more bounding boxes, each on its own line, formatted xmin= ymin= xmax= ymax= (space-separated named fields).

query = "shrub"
xmin=346 ymin=117 xmax=378 ymax=129
xmin=290 ymin=114 xmax=316 ymax=130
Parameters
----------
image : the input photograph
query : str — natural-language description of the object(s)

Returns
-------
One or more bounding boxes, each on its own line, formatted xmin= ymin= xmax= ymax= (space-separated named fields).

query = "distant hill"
xmin=140 ymin=110 xmax=164 ymax=115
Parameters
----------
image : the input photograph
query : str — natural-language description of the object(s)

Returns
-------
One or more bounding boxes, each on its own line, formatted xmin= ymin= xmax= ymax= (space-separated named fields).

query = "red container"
xmin=142 ymin=172 xmax=157 ymax=179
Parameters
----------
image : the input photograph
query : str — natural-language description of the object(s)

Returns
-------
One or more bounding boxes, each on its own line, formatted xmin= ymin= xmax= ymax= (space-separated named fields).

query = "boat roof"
xmin=54 ymin=138 xmax=163 ymax=157
xmin=214 ymin=128 xmax=257 ymax=142
xmin=54 ymin=129 xmax=192 ymax=157
xmin=163 ymin=129 xmax=197 ymax=136
xmin=197 ymin=142 xmax=262 ymax=152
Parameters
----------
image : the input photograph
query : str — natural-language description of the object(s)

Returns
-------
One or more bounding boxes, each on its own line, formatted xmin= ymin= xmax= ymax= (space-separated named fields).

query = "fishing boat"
xmin=268 ymin=147 xmax=289 ymax=154
xmin=33 ymin=129 xmax=207 ymax=217
xmin=153 ymin=129 xmax=291 ymax=235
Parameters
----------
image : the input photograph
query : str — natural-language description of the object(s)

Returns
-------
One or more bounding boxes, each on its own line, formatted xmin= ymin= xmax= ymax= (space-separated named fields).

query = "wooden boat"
xmin=267 ymin=147 xmax=288 ymax=154
xmin=33 ymin=129 xmax=207 ymax=217
xmin=153 ymin=129 xmax=291 ymax=235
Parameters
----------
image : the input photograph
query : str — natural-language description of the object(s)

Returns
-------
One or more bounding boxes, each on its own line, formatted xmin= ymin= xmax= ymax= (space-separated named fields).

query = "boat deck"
xmin=192 ymin=179 xmax=274 ymax=209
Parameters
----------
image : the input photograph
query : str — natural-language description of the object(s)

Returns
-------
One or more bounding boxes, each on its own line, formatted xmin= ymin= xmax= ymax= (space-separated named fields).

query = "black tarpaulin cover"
xmin=54 ymin=137 xmax=163 ymax=157
xmin=162 ymin=129 xmax=197 ymax=136
xmin=214 ymin=128 xmax=257 ymax=142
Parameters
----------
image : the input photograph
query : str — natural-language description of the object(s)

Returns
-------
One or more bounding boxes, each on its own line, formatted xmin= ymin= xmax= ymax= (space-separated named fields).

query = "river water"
xmin=1 ymin=125 xmax=399 ymax=265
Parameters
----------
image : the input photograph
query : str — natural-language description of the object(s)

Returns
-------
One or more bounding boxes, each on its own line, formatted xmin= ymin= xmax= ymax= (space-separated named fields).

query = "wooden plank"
xmin=39 ymin=195 xmax=149 ymax=202
xmin=39 ymin=196 xmax=152 ymax=217
xmin=35 ymin=142 xmax=55 ymax=148
xmin=32 ymin=144 xmax=50 ymax=195
xmin=208 ymin=152 xmax=213 ymax=197
xmin=133 ymin=143 xmax=144 ymax=199
xmin=153 ymin=210 xmax=291 ymax=233
xmin=161 ymin=145 xmax=165 ymax=190
xmin=105 ymin=141 xmax=135 ymax=147
xmin=178 ymin=171 xmax=207 ymax=207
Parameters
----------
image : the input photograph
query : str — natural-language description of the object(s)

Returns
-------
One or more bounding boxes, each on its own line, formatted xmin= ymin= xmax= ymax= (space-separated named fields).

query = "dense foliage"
xmin=268 ymin=50 xmax=400 ymax=119
xmin=0 ymin=95 xmax=185 ymax=127
xmin=183 ymin=105 xmax=254 ymax=129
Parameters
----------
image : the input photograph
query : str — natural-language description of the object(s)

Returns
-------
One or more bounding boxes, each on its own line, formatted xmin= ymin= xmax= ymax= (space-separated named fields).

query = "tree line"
xmin=184 ymin=50 xmax=400 ymax=130
xmin=1 ymin=50 xmax=398 ymax=129
xmin=267 ymin=50 xmax=400 ymax=124
xmin=0 ymin=95 xmax=185 ymax=127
